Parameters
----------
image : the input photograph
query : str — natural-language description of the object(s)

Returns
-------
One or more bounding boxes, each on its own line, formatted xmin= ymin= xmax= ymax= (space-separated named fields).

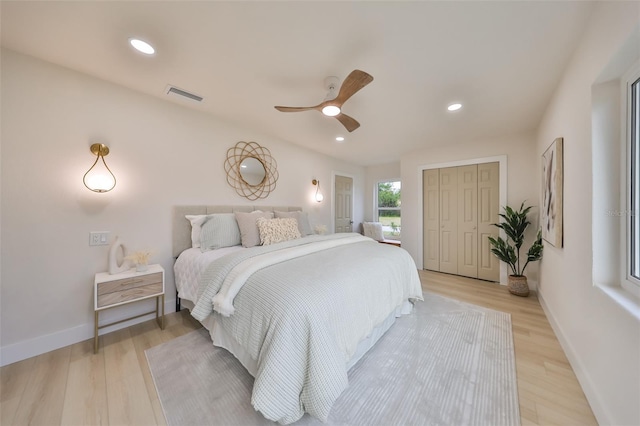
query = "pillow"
xmin=363 ymin=222 xmax=384 ymax=242
xmin=234 ymin=210 xmax=274 ymax=248
xmin=257 ymin=217 xmax=301 ymax=245
xmin=274 ymin=211 xmax=312 ymax=236
xmin=200 ymin=213 xmax=241 ymax=251
xmin=185 ymin=214 xmax=212 ymax=248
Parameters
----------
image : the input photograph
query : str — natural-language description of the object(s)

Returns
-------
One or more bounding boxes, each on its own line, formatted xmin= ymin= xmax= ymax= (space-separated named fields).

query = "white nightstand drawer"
xmin=97 ymin=282 xmax=163 ymax=308
xmin=97 ymin=272 xmax=162 ymax=296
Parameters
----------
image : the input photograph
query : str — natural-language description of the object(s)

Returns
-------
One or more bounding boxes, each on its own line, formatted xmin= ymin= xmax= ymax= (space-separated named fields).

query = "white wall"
xmin=0 ymin=49 xmax=365 ymax=365
xmin=400 ymin=132 xmax=539 ymax=283
xmin=535 ymin=3 xmax=640 ymax=425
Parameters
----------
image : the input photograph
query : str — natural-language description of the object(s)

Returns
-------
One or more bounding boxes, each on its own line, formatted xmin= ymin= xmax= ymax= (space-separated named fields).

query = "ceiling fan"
xmin=274 ymin=69 xmax=373 ymax=132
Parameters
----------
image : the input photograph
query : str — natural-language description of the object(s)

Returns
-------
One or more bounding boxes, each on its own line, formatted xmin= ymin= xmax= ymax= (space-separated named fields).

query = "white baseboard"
xmin=537 ymin=290 xmax=611 ymax=426
xmin=0 ymin=298 xmax=176 ymax=367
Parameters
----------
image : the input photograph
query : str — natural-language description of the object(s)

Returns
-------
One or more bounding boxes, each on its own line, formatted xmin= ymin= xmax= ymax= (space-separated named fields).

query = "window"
xmin=628 ymin=76 xmax=640 ymax=284
xmin=376 ymin=181 xmax=401 ymax=241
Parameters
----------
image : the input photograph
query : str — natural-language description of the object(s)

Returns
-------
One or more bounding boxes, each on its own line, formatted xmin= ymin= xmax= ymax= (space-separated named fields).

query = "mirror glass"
xmin=239 ymin=157 xmax=266 ymax=186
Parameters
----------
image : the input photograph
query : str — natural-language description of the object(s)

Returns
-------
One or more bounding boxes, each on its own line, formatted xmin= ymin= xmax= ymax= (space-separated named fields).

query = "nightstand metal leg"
xmin=161 ymin=294 xmax=165 ymax=330
xmin=94 ymin=311 xmax=99 ymax=354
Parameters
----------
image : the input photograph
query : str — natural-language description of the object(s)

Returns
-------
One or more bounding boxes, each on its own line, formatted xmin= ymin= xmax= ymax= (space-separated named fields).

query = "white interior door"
xmin=439 ymin=167 xmax=458 ymax=274
xmin=423 ymin=169 xmax=440 ymax=271
xmin=478 ymin=162 xmax=500 ymax=281
xmin=457 ymin=165 xmax=478 ymax=278
xmin=423 ymin=162 xmax=500 ymax=282
xmin=334 ymin=175 xmax=353 ymax=233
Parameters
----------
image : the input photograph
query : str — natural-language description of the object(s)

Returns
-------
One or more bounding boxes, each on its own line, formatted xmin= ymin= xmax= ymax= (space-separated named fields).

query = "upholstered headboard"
xmin=172 ymin=205 xmax=302 ymax=258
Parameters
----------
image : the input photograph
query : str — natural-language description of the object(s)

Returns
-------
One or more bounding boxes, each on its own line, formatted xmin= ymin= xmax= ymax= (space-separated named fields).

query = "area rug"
xmin=146 ymin=292 xmax=520 ymax=426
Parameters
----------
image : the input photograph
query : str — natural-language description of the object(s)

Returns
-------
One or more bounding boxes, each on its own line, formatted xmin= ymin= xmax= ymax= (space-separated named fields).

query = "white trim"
xmin=0 ymin=297 xmax=176 ymax=367
xmin=621 ymin=59 xmax=640 ymax=298
xmin=416 ymin=155 xmax=508 ymax=285
xmin=331 ymin=171 xmax=356 ymax=234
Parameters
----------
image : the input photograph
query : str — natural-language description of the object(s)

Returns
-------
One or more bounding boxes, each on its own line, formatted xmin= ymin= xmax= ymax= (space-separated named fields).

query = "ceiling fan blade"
xmin=335 ymin=113 xmax=360 ymax=132
xmin=274 ymin=106 xmax=318 ymax=112
xmin=334 ymin=70 xmax=374 ymax=105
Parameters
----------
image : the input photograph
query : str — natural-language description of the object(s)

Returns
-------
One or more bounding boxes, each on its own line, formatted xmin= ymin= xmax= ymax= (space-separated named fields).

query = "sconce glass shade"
xmin=83 ymin=143 xmax=116 ymax=193
xmin=312 ymin=179 xmax=324 ymax=202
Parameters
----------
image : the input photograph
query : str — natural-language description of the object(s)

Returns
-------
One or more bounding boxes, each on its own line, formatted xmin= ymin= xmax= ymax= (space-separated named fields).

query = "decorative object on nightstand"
xmin=125 ymin=249 xmax=154 ymax=272
xmin=94 ymin=264 xmax=165 ymax=353
xmin=314 ymin=224 xmax=327 ymax=235
xmin=108 ymin=236 xmax=129 ymax=275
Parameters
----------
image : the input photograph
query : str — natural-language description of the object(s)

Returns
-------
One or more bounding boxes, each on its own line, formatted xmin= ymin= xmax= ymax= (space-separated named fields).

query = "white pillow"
xmin=200 ymin=214 xmax=242 ymax=251
xmin=257 ymin=217 xmax=301 ymax=245
xmin=185 ymin=214 xmax=212 ymax=248
xmin=234 ymin=210 xmax=274 ymax=248
xmin=274 ymin=211 xmax=312 ymax=236
xmin=363 ymin=222 xmax=384 ymax=242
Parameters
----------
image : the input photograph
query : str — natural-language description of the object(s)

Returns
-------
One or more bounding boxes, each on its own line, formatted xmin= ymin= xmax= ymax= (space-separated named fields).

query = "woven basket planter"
xmin=508 ymin=275 xmax=529 ymax=297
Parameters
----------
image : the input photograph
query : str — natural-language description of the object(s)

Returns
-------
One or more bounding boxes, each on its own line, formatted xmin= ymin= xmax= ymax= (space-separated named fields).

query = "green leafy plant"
xmin=488 ymin=202 xmax=544 ymax=277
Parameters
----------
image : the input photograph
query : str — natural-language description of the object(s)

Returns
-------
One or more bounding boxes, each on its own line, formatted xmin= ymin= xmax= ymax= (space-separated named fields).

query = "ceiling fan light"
xmin=322 ymin=105 xmax=341 ymax=117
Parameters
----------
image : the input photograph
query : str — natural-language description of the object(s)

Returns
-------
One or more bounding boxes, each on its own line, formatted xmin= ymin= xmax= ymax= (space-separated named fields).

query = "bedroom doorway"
xmin=334 ymin=175 xmax=353 ymax=233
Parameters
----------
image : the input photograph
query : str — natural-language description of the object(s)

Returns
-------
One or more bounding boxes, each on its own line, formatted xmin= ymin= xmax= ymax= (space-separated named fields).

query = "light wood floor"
xmin=1 ymin=270 xmax=597 ymax=425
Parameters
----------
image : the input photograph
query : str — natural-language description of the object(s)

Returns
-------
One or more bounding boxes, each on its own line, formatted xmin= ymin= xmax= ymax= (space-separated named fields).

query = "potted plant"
xmin=488 ymin=202 xmax=544 ymax=297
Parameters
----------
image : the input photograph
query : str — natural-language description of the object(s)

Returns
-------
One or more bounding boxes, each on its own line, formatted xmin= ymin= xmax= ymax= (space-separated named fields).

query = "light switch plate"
xmin=89 ymin=231 xmax=110 ymax=246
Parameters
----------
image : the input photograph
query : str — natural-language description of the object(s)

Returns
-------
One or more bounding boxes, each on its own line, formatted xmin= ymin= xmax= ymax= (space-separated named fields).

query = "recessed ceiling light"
xmin=447 ymin=103 xmax=462 ymax=112
xmin=129 ymin=38 xmax=155 ymax=55
xmin=336 ymin=136 xmax=345 ymax=142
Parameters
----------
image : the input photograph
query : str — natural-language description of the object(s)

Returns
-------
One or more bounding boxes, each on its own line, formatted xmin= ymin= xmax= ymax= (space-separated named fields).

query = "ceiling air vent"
xmin=165 ymin=85 xmax=203 ymax=102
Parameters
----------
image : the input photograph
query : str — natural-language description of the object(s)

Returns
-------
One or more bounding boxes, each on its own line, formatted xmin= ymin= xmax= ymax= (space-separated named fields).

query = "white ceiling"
xmin=1 ymin=1 xmax=595 ymax=166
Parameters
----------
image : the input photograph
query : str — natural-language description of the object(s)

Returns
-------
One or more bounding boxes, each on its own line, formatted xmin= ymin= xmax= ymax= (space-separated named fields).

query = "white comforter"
xmin=191 ymin=233 xmax=423 ymax=424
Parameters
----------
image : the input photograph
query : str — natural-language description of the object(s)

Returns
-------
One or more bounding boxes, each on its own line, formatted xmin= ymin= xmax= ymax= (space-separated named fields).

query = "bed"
xmin=172 ymin=205 xmax=423 ymax=424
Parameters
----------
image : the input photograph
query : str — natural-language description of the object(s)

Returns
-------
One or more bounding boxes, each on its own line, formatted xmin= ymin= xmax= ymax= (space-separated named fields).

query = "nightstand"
xmin=94 ymin=264 xmax=165 ymax=353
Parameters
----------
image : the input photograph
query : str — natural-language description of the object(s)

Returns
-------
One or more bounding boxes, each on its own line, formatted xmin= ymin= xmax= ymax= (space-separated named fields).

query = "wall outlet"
xmin=89 ymin=231 xmax=110 ymax=246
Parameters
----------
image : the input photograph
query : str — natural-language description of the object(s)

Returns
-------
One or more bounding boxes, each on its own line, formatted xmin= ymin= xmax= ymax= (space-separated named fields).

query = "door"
xmin=439 ymin=167 xmax=458 ymax=274
xmin=335 ymin=175 xmax=353 ymax=233
xmin=423 ymin=169 xmax=440 ymax=271
xmin=457 ymin=165 xmax=478 ymax=278
xmin=423 ymin=162 xmax=500 ymax=282
xmin=478 ymin=162 xmax=500 ymax=281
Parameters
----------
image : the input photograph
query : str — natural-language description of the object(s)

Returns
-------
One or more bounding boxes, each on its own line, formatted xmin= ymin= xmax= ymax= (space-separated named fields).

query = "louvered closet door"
xmin=478 ymin=162 xmax=500 ymax=281
xmin=439 ymin=167 xmax=458 ymax=274
xmin=457 ymin=165 xmax=478 ymax=278
xmin=423 ymin=169 xmax=440 ymax=271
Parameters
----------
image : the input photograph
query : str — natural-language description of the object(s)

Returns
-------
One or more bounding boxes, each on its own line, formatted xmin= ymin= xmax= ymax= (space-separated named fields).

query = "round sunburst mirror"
xmin=224 ymin=141 xmax=278 ymax=200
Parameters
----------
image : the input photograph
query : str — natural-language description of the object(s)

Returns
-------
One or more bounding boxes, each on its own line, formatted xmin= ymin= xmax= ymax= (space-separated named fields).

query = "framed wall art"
xmin=541 ymin=137 xmax=563 ymax=247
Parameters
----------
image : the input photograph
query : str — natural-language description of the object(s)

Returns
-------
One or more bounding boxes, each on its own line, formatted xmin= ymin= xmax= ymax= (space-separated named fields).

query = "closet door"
xmin=457 ymin=165 xmax=478 ymax=278
xmin=423 ymin=169 xmax=440 ymax=271
xmin=478 ymin=162 xmax=500 ymax=281
xmin=439 ymin=167 xmax=458 ymax=274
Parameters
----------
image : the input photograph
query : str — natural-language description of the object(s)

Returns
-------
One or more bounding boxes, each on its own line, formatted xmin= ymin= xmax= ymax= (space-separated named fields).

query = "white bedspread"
xmin=190 ymin=233 xmax=423 ymax=424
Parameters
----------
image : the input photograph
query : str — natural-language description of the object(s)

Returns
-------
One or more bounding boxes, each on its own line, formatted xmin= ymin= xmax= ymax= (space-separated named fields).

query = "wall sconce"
xmin=83 ymin=143 xmax=116 ymax=193
xmin=312 ymin=179 xmax=324 ymax=203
